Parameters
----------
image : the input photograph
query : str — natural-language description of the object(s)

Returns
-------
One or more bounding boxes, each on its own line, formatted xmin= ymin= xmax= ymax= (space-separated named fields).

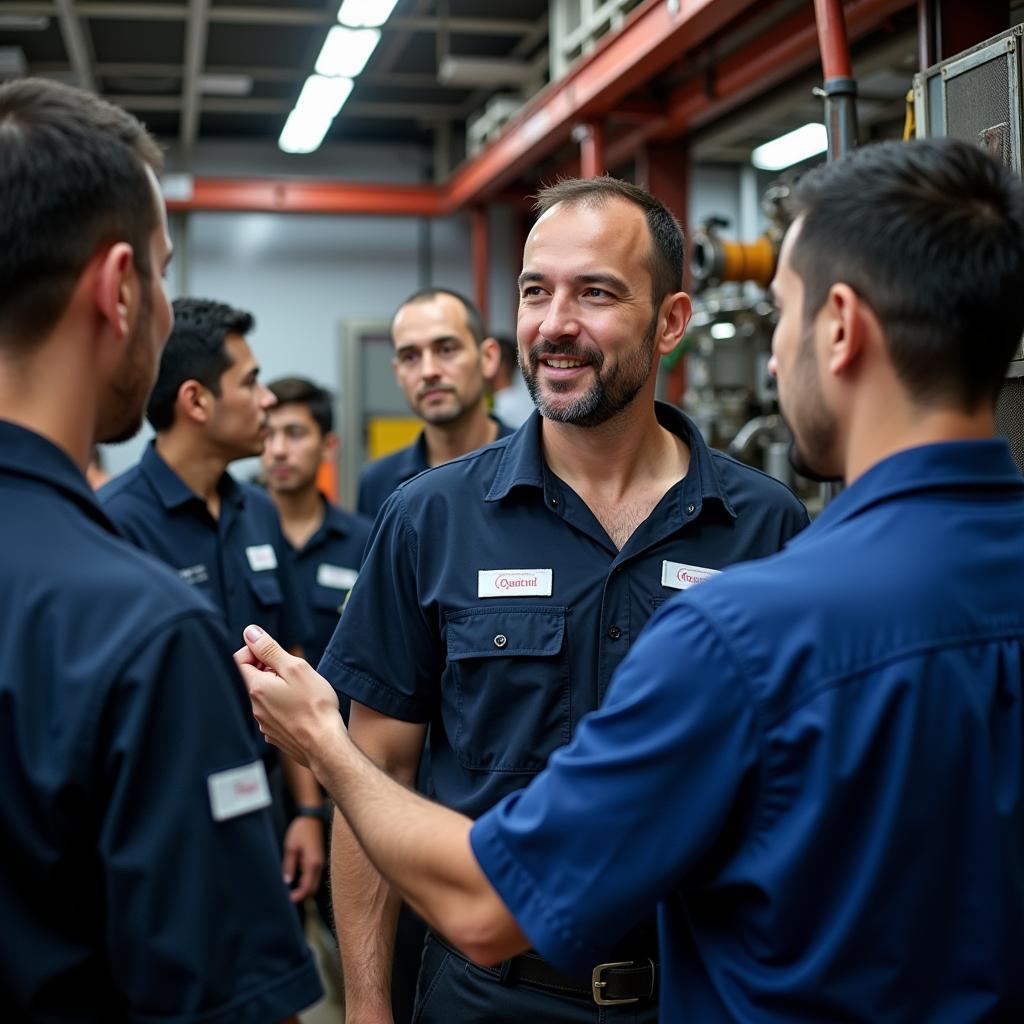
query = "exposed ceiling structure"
xmin=0 ymin=0 xmax=926 ymax=203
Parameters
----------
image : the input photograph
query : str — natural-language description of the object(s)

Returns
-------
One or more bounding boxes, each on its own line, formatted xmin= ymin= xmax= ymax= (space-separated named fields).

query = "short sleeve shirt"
xmin=356 ymin=416 xmax=515 ymax=519
xmin=0 ymin=421 xmax=322 ymax=1021
xmin=471 ymin=439 xmax=1024 ymax=1021
xmin=287 ymin=496 xmax=372 ymax=667
xmin=100 ymin=443 xmax=310 ymax=652
xmin=321 ymin=404 xmax=809 ymax=819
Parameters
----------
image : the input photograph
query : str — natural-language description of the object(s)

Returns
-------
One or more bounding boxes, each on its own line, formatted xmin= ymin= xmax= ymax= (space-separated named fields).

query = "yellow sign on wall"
xmin=367 ymin=416 xmax=422 ymax=460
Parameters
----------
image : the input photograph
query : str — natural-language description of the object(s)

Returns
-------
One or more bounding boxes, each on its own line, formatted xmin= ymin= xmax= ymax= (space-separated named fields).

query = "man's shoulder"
xmin=97 ymin=462 xmax=149 ymax=509
xmin=709 ymin=449 xmax=807 ymax=516
xmin=393 ymin=434 xmax=512 ymax=504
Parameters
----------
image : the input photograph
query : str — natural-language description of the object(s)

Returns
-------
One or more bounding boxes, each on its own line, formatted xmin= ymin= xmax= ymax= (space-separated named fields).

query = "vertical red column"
xmin=471 ymin=205 xmax=490 ymax=325
xmin=578 ymin=122 xmax=606 ymax=178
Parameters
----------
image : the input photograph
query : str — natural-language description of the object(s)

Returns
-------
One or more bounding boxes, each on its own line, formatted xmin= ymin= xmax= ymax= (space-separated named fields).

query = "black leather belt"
xmin=429 ymin=932 xmax=658 ymax=1005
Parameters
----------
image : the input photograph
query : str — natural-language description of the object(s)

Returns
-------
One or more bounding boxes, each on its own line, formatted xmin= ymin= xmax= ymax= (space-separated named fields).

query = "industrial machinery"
xmin=914 ymin=24 xmax=1024 ymax=470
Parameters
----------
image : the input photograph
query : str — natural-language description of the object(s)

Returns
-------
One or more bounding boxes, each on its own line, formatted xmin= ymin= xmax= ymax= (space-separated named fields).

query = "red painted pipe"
xmin=814 ymin=0 xmax=855 ymax=79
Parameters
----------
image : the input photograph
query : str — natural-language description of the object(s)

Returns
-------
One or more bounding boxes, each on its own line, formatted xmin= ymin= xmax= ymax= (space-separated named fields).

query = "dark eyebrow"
xmin=518 ymin=271 xmax=544 ymax=289
xmin=575 ymin=272 xmax=630 ymax=294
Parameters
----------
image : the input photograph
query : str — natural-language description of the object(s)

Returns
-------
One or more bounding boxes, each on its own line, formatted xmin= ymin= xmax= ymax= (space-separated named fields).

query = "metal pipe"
xmin=813 ymin=0 xmax=859 ymax=160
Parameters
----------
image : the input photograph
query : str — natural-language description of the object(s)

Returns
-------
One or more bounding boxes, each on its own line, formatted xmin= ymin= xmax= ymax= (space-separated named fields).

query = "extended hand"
xmin=235 ymin=624 xmax=346 ymax=769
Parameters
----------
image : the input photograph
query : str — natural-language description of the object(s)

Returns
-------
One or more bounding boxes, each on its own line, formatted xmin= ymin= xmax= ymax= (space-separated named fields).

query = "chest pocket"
xmin=247 ymin=573 xmax=285 ymax=636
xmin=444 ymin=606 xmax=569 ymax=773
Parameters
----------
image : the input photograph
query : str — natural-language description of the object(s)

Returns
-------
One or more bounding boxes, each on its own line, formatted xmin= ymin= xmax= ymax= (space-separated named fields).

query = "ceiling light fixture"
xmin=278 ymin=75 xmax=353 ymax=154
xmin=316 ymin=26 xmax=381 ymax=78
xmin=751 ymin=123 xmax=828 ymax=171
xmin=337 ymin=0 xmax=400 ymax=28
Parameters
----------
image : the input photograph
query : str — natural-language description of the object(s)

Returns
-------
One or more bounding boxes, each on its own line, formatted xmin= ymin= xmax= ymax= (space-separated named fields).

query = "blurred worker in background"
xmin=264 ymin=376 xmax=372 ymax=671
xmin=311 ymin=176 xmax=808 ymax=1024
xmin=0 ymin=77 xmax=321 ymax=1021
xmin=356 ymin=287 xmax=513 ymax=519
xmin=242 ymin=137 xmax=1024 ymax=1023
xmin=101 ymin=299 xmax=326 ymax=907
xmin=490 ymin=334 xmax=535 ymax=428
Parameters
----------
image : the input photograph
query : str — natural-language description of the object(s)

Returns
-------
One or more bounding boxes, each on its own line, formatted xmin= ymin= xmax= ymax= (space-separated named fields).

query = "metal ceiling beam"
xmin=179 ymin=0 xmax=210 ymax=167
xmin=54 ymin=0 xmax=95 ymax=92
xmin=165 ymin=178 xmax=444 ymax=216
xmin=110 ymin=95 xmax=458 ymax=119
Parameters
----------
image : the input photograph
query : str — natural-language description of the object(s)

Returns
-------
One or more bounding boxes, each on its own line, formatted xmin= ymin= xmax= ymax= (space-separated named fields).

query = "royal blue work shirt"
xmin=356 ymin=415 xmax=515 ymax=519
xmin=0 ymin=421 xmax=322 ymax=1022
xmin=100 ymin=442 xmax=310 ymax=651
xmin=288 ymin=495 xmax=372 ymax=667
xmin=472 ymin=439 xmax=1024 ymax=1022
xmin=321 ymin=404 xmax=808 ymax=820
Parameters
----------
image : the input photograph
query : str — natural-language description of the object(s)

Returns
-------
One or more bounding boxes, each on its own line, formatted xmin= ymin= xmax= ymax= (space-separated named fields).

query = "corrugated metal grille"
xmin=946 ymin=54 xmax=1013 ymax=168
xmin=996 ymin=377 xmax=1024 ymax=474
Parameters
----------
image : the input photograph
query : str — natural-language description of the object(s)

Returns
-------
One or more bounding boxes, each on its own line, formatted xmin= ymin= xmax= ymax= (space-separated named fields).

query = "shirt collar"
xmin=0 ymin=420 xmax=118 ymax=534
xmin=485 ymin=402 xmax=737 ymax=519
xmin=808 ymin=439 xmax=1023 ymax=536
xmin=320 ymin=494 xmax=356 ymax=537
xmin=141 ymin=441 xmax=243 ymax=511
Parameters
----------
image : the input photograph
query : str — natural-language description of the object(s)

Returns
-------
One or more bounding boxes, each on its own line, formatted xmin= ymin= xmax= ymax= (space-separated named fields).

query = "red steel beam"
xmin=579 ymin=122 xmax=606 ymax=178
xmin=443 ymin=0 xmax=753 ymax=210
xmin=471 ymin=206 xmax=490 ymax=324
xmin=165 ymin=177 xmax=444 ymax=216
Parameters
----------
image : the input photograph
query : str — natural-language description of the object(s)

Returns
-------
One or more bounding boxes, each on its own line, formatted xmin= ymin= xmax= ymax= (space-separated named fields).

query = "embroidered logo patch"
xmin=661 ymin=560 xmax=721 ymax=590
xmin=317 ymin=564 xmax=358 ymax=590
xmin=245 ymin=544 xmax=278 ymax=572
xmin=207 ymin=761 xmax=272 ymax=822
xmin=478 ymin=569 xmax=553 ymax=598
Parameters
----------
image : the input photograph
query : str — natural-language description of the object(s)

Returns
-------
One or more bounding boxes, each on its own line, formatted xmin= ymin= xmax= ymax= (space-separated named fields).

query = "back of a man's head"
xmin=533 ymin=176 xmax=685 ymax=310
xmin=393 ymin=287 xmax=485 ymax=345
xmin=146 ymin=297 xmax=254 ymax=432
xmin=267 ymin=376 xmax=334 ymax=436
xmin=0 ymin=78 xmax=162 ymax=351
xmin=788 ymin=137 xmax=1024 ymax=410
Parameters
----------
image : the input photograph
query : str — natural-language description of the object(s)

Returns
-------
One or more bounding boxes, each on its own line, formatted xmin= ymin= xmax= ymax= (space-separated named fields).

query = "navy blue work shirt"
xmin=288 ymin=495 xmax=372 ymax=667
xmin=100 ymin=442 xmax=310 ymax=651
xmin=0 ymin=421 xmax=322 ymax=1022
xmin=356 ymin=415 xmax=514 ymax=519
xmin=321 ymin=404 xmax=808 ymax=820
xmin=472 ymin=439 xmax=1024 ymax=1022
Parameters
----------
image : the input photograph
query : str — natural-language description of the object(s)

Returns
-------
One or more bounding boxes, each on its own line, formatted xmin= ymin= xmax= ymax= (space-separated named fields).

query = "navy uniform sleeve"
xmin=356 ymin=461 xmax=387 ymax=520
xmin=98 ymin=610 xmax=322 ymax=1020
xmin=470 ymin=601 xmax=762 ymax=977
xmin=318 ymin=489 xmax=440 ymax=722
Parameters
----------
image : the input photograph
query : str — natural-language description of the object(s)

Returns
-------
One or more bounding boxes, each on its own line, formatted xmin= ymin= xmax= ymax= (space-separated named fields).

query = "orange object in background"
xmin=718 ymin=236 xmax=776 ymax=289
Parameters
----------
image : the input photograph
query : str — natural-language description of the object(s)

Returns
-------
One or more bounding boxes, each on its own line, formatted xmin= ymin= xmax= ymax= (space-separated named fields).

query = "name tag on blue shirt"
xmin=661 ymin=560 xmax=721 ymax=590
xmin=178 ymin=563 xmax=209 ymax=585
xmin=207 ymin=761 xmax=272 ymax=822
xmin=478 ymin=569 xmax=553 ymax=598
xmin=245 ymin=544 xmax=278 ymax=571
xmin=317 ymin=564 xmax=358 ymax=590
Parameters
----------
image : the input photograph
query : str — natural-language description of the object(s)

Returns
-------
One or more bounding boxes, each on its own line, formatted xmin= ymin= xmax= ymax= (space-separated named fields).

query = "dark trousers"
xmin=412 ymin=933 xmax=659 ymax=1024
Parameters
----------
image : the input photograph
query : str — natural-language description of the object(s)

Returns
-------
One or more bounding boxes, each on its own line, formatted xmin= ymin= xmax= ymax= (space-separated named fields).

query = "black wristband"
xmin=294 ymin=803 xmax=326 ymax=822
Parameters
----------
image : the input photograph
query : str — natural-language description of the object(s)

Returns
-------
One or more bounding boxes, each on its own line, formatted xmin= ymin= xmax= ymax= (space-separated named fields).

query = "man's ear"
xmin=94 ymin=242 xmax=136 ymax=340
xmin=656 ymin=291 xmax=693 ymax=356
xmin=176 ymin=379 xmax=210 ymax=425
xmin=479 ymin=336 xmax=502 ymax=382
xmin=822 ymin=283 xmax=869 ymax=377
xmin=323 ymin=431 xmax=340 ymax=459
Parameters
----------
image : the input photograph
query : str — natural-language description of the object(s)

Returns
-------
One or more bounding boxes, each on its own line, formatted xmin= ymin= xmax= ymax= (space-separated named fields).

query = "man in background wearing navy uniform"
xmin=263 ymin=376 xmax=372 ymax=670
xmin=0 ymin=78 xmax=321 ymax=1021
xmin=357 ymin=287 xmax=513 ymax=519
xmin=101 ymin=299 xmax=325 ymax=906
xmin=242 ymin=138 xmax=1024 ymax=1023
xmin=318 ymin=177 xmax=809 ymax=1024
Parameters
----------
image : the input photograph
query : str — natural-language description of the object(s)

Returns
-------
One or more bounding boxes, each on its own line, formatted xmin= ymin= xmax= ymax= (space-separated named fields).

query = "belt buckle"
xmin=591 ymin=960 xmax=640 ymax=1006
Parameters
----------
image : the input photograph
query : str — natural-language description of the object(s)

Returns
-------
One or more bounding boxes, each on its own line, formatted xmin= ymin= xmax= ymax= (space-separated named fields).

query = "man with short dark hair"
xmin=306 ymin=176 xmax=808 ymax=1023
xmin=101 ymin=299 xmax=325 ymax=904
xmin=356 ymin=287 xmax=512 ymax=519
xmin=0 ymin=77 xmax=321 ymax=1021
xmin=491 ymin=335 xmax=534 ymax=428
xmin=263 ymin=376 xmax=372 ymax=672
xmin=241 ymin=138 xmax=1024 ymax=1022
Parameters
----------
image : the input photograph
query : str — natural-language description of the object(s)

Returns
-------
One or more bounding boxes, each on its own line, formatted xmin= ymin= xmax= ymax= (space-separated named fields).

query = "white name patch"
xmin=245 ymin=544 xmax=278 ymax=572
xmin=478 ymin=569 xmax=553 ymax=598
xmin=661 ymin=560 xmax=721 ymax=591
xmin=317 ymin=564 xmax=359 ymax=590
xmin=178 ymin=563 xmax=209 ymax=585
xmin=207 ymin=761 xmax=272 ymax=822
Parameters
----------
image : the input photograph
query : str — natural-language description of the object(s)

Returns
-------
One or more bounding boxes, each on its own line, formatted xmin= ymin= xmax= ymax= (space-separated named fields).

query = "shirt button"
xmin=687 ymin=503 xmax=696 ymax=514
xmin=607 ymin=625 xmax=622 ymax=640
xmin=494 ymin=634 xmax=508 ymax=648
xmin=550 ymin=497 xmax=559 ymax=508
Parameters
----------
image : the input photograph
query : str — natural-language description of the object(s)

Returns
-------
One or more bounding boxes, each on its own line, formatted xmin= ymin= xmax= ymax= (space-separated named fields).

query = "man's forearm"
xmin=331 ymin=805 xmax=401 ymax=1023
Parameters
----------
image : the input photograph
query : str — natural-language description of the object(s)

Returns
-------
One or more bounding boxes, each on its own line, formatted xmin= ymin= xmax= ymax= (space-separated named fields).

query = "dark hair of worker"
xmin=0 ymin=78 xmax=163 ymax=349
xmin=267 ymin=376 xmax=334 ymax=436
xmin=787 ymin=137 xmax=1024 ymax=410
xmin=146 ymin=297 xmax=255 ymax=432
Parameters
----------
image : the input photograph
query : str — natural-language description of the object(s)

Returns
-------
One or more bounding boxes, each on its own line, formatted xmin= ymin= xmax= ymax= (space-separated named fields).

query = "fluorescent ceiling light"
xmin=338 ymin=0 xmax=400 ymax=28
xmin=198 ymin=73 xmax=253 ymax=96
xmin=709 ymin=322 xmax=737 ymax=340
xmin=279 ymin=75 xmax=353 ymax=154
xmin=751 ymin=123 xmax=828 ymax=171
xmin=316 ymin=26 xmax=380 ymax=78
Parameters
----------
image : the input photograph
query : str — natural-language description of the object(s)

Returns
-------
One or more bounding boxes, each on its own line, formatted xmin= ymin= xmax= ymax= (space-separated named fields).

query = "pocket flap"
xmin=446 ymin=606 xmax=566 ymax=660
xmin=248 ymin=573 xmax=284 ymax=607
